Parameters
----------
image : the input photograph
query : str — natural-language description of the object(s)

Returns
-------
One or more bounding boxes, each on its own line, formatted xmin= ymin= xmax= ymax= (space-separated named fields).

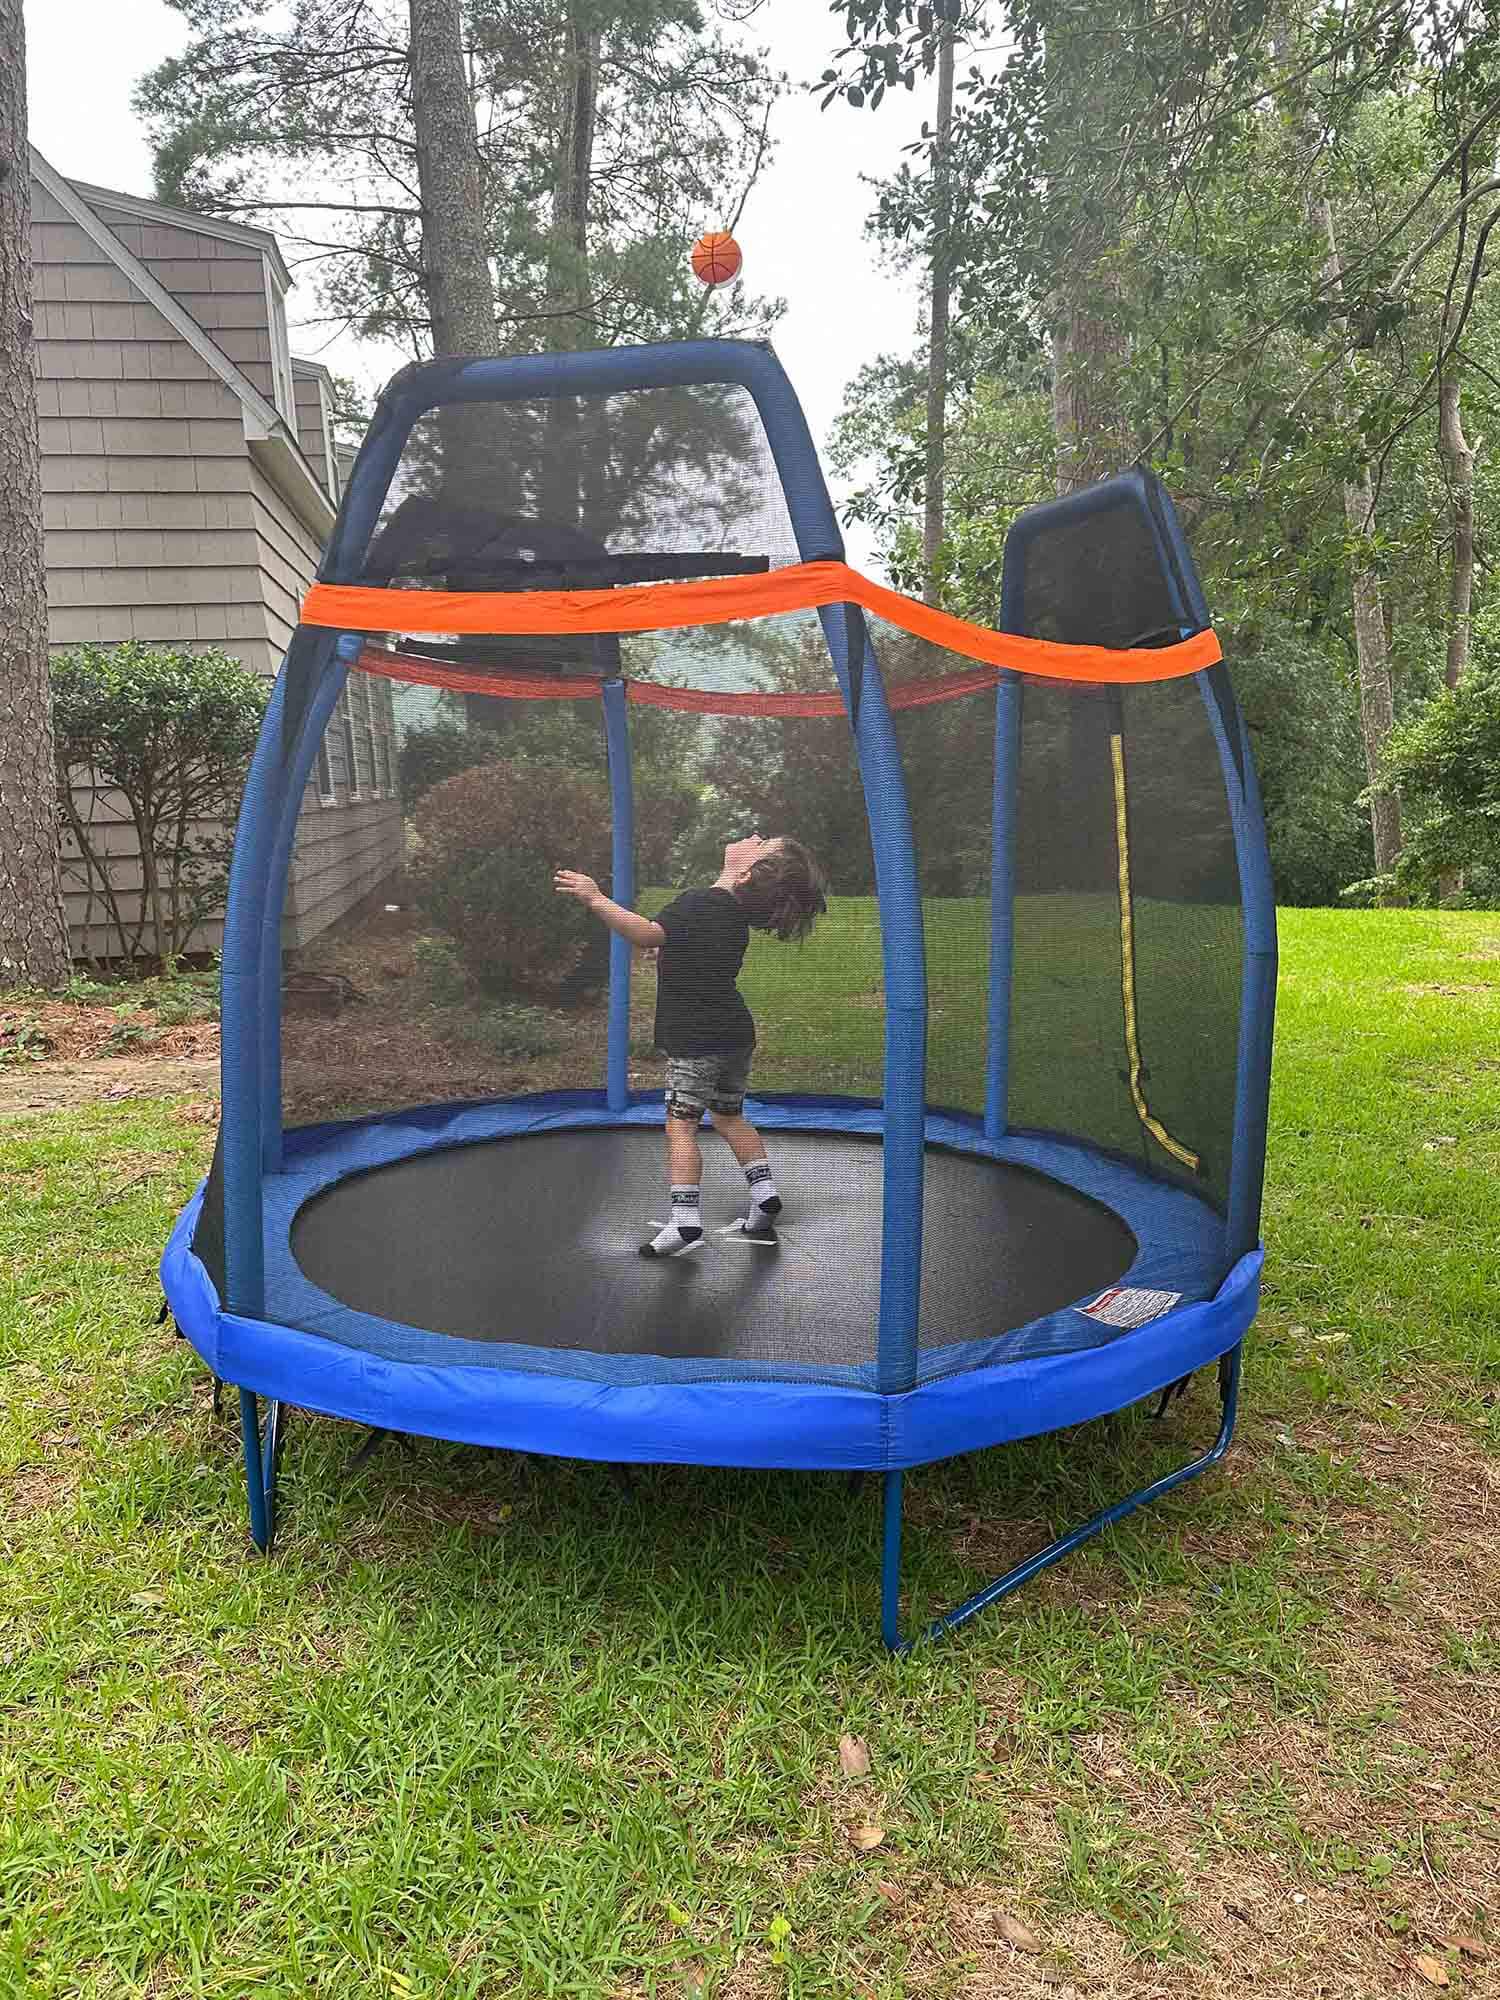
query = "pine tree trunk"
xmin=540 ymin=8 xmax=599 ymax=533
xmin=922 ymin=18 xmax=955 ymax=606
xmin=1051 ymin=300 xmax=1127 ymax=497
xmin=0 ymin=0 xmax=70 ymax=988
xmin=408 ymin=0 xmax=495 ymax=355
xmin=548 ymin=5 xmax=598 ymax=337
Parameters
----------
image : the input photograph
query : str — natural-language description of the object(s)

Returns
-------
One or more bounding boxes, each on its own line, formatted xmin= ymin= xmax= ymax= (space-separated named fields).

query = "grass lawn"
xmin=1 ymin=909 xmax=1497 ymax=1998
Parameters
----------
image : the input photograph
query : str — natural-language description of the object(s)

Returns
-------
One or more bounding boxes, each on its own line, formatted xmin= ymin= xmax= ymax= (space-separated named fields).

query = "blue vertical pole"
xmin=816 ymin=609 xmax=927 ymax=1396
xmin=602 ymin=676 xmax=635 ymax=1110
xmin=984 ymin=672 xmax=1022 ymax=1140
xmin=1194 ymin=675 xmax=1277 ymax=1261
xmin=1224 ymin=704 xmax=1277 ymax=1261
xmin=221 ymin=629 xmax=345 ymax=1316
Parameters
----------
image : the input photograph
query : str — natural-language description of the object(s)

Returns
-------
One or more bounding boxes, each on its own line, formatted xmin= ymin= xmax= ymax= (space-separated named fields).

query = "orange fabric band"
xmin=307 ymin=559 xmax=1222 ymax=686
xmin=356 ymin=643 xmax=1025 ymax=716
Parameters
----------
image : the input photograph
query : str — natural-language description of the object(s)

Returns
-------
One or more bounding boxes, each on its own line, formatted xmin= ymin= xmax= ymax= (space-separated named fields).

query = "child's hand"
xmin=554 ymin=869 xmax=601 ymax=904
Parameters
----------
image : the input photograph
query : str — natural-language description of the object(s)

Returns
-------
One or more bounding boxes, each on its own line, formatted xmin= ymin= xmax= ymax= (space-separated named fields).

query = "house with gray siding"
xmin=29 ymin=146 xmax=402 ymax=959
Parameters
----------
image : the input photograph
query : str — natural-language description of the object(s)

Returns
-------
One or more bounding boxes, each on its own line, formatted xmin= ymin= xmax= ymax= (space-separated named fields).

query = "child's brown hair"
xmin=732 ymin=837 xmax=828 ymax=942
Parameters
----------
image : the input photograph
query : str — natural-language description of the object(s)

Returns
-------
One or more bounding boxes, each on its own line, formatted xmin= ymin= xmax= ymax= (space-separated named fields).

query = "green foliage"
xmin=50 ymin=644 xmax=268 ymax=967
xmin=447 ymin=1002 xmax=566 ymax=1062
xmin=398 ymin=717 xmax=507 ymax=809
xmin=1384 ymin=656 xmax=1500 ymax=902
xmin=1228 ymin=622 xmax=1373 ymax=906
xmin=0 ymin=1012 xmax=53 ymax=1067
xmin=137 ymin=0 xmax=783 ymax=358
xmin=410 ymin=933 xmax=471 ymax=1007
xmin=825 ymin=6 xmax=1500 ymax=903
xmin=409 ymin=758 xmax=612 ymax=994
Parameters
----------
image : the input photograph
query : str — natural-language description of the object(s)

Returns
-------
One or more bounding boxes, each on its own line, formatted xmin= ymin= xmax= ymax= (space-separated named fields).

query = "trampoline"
xmin=160 ymin=337 xmax=1276 ymax=1649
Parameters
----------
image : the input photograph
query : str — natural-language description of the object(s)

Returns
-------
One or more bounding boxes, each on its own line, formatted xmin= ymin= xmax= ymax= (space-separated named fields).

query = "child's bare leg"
xmin=667 ymin=1116 xmax=704 ymax=1185
xmin=709 ymin=1110 xmax=782 ymax=1233
xmin=707 ymin=1109 xmax=765 ymax=1168
xmin=641 ymin=1112 xmax=705 ymax=1259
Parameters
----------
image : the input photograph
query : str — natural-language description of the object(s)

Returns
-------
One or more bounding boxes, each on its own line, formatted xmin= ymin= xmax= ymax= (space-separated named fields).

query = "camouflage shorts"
xmin=664 ymin=1049 xmax=753 ymax=1121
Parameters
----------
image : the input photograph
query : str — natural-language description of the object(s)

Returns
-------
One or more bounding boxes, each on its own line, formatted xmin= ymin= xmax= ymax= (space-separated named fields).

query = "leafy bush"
xmin=410 ymin=933 xmax=471 ymax=1005
xmin=51 ymin=644 xmax=268 ymax=967
xmin=409 ymin=759 xmax=612 ymax=994
xmin=1382 ymin=662 xmax=1500 ymax=904
xmin=398 ymin=717 xmax=507 ymax=807
xmin=449 ymin=1003 xmax=565 ymax=1061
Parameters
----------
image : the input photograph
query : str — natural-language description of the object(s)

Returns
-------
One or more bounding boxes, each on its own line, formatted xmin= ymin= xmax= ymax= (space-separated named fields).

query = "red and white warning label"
xmin=1077 ymin=1286 xmax=1182 ymax=1328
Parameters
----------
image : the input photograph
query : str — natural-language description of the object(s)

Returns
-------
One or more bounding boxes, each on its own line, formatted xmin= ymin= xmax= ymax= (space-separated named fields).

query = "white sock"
xmin=744 ymin=1159 xmax=781 ymax=1221
xmin=641 ymin=1185 xmax=702 ymax=1258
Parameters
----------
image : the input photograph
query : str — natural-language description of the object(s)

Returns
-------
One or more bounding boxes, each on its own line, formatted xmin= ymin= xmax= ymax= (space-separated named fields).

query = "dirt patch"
xmin=0 ymin=1057 xmax=221 ymax=1117
xmin=0 ymin=903 xmax=642 ymax=1120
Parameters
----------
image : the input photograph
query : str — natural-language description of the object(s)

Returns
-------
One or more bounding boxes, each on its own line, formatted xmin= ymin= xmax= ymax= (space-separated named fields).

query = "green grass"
xmin=2 ymin=909 xmax=1498 ymax=1997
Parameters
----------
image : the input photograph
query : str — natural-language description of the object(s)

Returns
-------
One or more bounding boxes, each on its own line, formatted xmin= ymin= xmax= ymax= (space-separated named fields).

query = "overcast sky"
xmin=21 ymin=0 xmax=926 ymax=508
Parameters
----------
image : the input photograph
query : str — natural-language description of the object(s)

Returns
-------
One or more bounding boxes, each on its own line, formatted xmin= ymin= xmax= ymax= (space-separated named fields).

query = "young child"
xmin=554 ymin=834 xmax=827 ymax=1256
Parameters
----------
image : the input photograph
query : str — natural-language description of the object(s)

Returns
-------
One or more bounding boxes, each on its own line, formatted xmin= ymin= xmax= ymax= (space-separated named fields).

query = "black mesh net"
xmin=198 ymin=470 xmax=1250 ymax=1384
xmin=362 ymin=385 xmax=803 ymax=598
xmin=1006 ymin=676 xmax=1241 ymax=1208
xmin=1011 ymin=487 xmax=1193 ymax=650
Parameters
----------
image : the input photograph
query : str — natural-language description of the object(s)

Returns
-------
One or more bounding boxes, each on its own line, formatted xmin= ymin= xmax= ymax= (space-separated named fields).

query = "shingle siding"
xmin=34 ymin=164 xmax=400 ymax=962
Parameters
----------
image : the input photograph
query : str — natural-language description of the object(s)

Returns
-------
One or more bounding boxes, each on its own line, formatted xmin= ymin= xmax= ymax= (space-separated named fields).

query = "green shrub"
xmin=398 ymin=717 xmax=507 ymax=807
xmin=1382 ymin=663 xmax=1500 ymax=904
xmin=409 ymin=759 xmax=612 ymax=994
xmin=51 ymin=644 xmax=268 ymax=967
xmin=410 ymin=933 xmax=471 ymax=1006
xmin=450 ymin=1003 xmax=565 ymax=1062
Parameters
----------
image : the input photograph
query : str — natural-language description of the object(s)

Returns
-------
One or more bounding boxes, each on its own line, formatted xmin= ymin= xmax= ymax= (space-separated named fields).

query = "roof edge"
xmin=63 ymin=174 xmax=294 ymax=292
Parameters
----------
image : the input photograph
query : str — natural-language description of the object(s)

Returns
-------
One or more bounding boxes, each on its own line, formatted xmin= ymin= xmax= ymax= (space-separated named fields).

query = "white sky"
xmin=20 ymin=0 xmax=926 ymax=524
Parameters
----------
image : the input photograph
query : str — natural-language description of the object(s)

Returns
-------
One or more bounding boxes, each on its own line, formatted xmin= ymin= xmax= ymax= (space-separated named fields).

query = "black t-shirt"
xmin=653 ymin=887 xmax=755 ymax=1055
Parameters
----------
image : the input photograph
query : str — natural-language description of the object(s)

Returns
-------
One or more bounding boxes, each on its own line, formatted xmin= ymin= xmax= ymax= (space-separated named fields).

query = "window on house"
xmin=315 ymin=733 xmax=335 ymax=805
xmin=265 ymin=262 xmax=296 ymax=424
xmin=339 ymin=685 xmax=362 ymax=800
xmin=368 ymin=682 xmax=392 ymax=796
xmin=357 ymin=675 xmax=382 ymax=796
xmin=319 ymin=379 xmax=340 ymax=503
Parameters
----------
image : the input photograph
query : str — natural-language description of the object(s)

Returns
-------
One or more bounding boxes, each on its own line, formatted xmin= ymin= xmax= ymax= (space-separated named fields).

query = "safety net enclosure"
xmin=160 ymin=339 xmax=1276 ymax=1650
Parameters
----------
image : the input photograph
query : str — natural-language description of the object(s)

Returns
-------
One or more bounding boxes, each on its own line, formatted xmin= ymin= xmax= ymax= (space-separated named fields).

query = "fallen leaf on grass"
xmin=873 ymin=1882 xmax=903 ymax=1909
xmin=838 ymin=1733 xmax=871 ymax=1778
xmin=1413 ymin=1956 xmax=1450 ymax=1988
xmin=128 ymin=1590 xmax=165 ymax=1610
xmin=995 ymin=1915 xmax=1042 ymax=1953
xmin=848 ymin=1823 xmax=885 ymax=1852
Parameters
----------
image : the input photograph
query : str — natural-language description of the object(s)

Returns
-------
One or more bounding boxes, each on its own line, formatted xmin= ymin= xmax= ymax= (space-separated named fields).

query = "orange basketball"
xmin=691 ymin=231 xmax=743 ymax=286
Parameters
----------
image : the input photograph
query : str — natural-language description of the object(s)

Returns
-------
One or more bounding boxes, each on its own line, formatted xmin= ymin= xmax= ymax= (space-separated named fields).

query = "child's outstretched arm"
xmin=554 ymin=870 xmax=666 ymax=950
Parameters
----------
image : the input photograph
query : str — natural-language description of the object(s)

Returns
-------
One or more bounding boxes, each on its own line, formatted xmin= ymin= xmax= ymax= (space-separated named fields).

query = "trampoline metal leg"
xmin=882 ymin=1344 xmax=1242 ymax=1654
xmin=880 ymin=1471 xmax=904 ymax=1652
xmin=239 ymin=1388 xmax=283 ymax=1554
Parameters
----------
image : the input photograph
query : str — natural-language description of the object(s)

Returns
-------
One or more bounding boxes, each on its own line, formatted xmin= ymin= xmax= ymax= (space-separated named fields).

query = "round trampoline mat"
xmin=289 ymin=1128 xmax=1137 ymax=1368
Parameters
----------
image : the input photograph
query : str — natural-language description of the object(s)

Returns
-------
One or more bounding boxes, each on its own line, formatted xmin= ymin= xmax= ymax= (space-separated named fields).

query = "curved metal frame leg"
xmin=881 ymin=1344 xmax=1242 ymax=1653
xmin=239 ymin=1388 xmax=284 ymax=1554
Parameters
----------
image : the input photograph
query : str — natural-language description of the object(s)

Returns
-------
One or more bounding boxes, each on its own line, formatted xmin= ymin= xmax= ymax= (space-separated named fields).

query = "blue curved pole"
xmin=256 ymin=634 xmax=362 ymax=1171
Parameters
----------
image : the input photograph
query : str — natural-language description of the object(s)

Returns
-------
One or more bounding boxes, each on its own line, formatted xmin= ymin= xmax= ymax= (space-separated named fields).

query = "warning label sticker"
xmin=1077 ymin=1286 xmax=1183 ymax=1329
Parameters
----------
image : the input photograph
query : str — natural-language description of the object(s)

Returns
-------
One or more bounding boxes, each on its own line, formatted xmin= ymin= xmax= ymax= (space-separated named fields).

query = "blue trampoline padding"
xmin=161 ymin=1093 xmax=1261 ymax=1469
